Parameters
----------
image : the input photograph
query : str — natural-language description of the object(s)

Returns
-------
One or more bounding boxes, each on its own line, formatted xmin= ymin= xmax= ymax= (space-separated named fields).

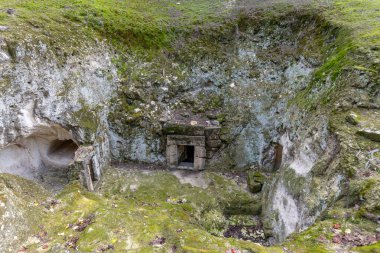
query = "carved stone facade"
xmin=166 ymin=135 xmax=206 ymax=170
xmin=164 ymin=119 xmax=222 ymax=170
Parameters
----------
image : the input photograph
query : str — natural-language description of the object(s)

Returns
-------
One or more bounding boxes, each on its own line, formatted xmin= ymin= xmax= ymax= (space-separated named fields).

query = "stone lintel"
xmin=167 ymin=135 xmax=205 ymax=146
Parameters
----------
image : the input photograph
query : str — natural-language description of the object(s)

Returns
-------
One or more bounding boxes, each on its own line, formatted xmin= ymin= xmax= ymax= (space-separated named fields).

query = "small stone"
xmin=247 ymin=171 xmax=264 ymax=193
xmin=6 ymin=8 xmax=16 ymax=15
xmin=345 ymin=112 xmax=359 ymax=125
xmin=180 ymin=112 xmax=190 ymax=118
xmin=0 ymin=51 xmax=9 ymax=62
xmin=190 ymin=120 xmax=197 ymax=126
xmin=200 ymin=66 xmax=208 ymax=72
xmin=345 ymin=228 xmax=351 ymax=234
xmin=210 ymin=120 xmax=219 ymax=126
xmin=250 ymin=165 xmax=258 ymax=170
xmin=0 ymin=26 xmax=9 ymax=31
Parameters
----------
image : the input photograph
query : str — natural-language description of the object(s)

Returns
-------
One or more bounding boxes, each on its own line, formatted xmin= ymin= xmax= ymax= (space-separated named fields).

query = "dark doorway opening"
xmin=273 ymin=143 xmax=283 ymax=170
xmin=183 ymin=145 xmax=195 ymax=163
xmin=178 ymin=145 xmax=195 ymax=168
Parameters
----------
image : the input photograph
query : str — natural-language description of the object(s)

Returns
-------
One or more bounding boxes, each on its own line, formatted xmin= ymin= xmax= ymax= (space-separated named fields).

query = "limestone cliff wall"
xmin=0 ymin=12 xmax=377 ymax=243
xmin=0 ymin=37 xmax=117 ymax=188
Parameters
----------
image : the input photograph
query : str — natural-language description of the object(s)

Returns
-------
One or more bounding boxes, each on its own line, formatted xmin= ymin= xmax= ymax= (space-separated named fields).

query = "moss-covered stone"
xmin=71 ymin=102 xmax=101 ymax=134
xmin=247 ymin=171 xmax=265 ymax=193
xmin=0 ymin=174 xmax=49 ymax=253
xmin=346 ymin=112 xmax=360 ymax=126
xmin=357 ymin=129 xmax=380 ymax=142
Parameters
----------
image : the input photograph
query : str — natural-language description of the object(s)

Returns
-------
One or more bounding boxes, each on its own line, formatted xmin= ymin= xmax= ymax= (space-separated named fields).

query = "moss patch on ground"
xmin=0 ymin=174 xmax=49 ymax=252
xmin=283 ymin=202 xmax=380 ymax=253
xmin=10 ymin=168 xmax=281 ymax=253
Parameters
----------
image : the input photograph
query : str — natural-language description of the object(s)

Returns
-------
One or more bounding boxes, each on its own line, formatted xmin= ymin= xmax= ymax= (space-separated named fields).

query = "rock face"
xmin=105 ymin=16 xmax=348 ymax=241
xmin=0 ymin=15 xmax=337 ymax=241
xmin=0 ymin=38 xmax=117 ymax=190
xmin=109 ymin=19 xmax=317 ymax=171
xmin=0 ymin=9 xmax=378 ymax=246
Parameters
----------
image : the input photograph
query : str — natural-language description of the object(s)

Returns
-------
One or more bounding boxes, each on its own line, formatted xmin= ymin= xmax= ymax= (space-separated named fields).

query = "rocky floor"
xmin=0 ymin=166 xmax=280 ymax=253
xmin=1 ymin=163 xmax=379 ymax=252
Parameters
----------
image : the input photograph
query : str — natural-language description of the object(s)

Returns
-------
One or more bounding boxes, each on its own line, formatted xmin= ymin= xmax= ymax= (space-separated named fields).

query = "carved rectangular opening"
xmin=167 ymin=135 xmax=206 ymax=171
xmin=178 ymin=145 xmax=195 ymax=168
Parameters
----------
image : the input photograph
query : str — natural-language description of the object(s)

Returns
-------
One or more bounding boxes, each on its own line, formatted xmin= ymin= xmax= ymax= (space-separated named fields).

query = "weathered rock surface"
xmin=0 ymin=38 xmax=117 ymax=190
xmin=0 ymin=2 xmax=378 ymax=250
xmin=357 ymin=129 xmax=380 ymax=142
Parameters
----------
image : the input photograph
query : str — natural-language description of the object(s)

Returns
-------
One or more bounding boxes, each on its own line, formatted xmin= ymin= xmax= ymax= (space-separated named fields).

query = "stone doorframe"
xmin=68 ymin=145 xmax=100 ymax=191
xmin=166 ymin=135 xmax=206 ymax=170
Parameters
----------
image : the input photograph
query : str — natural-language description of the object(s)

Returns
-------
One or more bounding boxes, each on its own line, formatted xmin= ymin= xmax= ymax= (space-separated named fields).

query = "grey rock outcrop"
xmin=0 ymin=38 xmax=117 ymax=190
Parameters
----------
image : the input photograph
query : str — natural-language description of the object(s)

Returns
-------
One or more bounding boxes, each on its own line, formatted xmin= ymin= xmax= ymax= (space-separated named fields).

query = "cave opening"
xmin=41 ymin=138 xmax=79 ymax=191
xmin=47 ymin=139 xmax=78 ymax=165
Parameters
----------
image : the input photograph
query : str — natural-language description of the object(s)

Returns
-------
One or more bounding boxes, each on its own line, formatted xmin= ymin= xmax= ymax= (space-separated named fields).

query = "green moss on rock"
xmin=15 ymin=168 xmax=276 ymax=252
xmin=247 ymin=171 xmax=265 ymax=193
